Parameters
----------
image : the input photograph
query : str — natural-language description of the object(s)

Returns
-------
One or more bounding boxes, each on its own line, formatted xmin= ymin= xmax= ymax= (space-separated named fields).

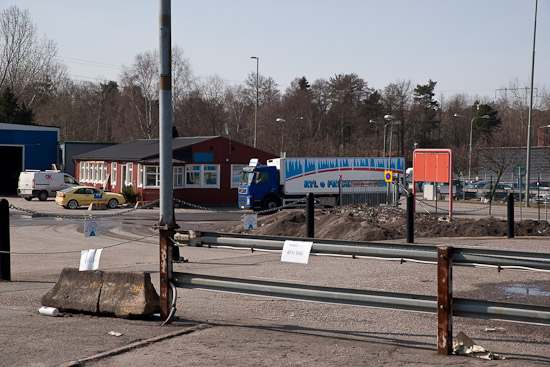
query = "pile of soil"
xmin=230 ymin=205 xmax=550 ymax=241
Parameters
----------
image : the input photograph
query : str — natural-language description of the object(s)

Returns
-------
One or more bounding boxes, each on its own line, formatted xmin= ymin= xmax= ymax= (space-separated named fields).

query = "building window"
xmin=145 ymin=166 xmax=160 ymax=187
xmin=111 ymin=162 xmax=117 ymax=186
xmin=231 ymin=164 xmax=247 ymax=188
xmin=185 ymin=165 xmax=201 ymax=186
xmin=174 ymin=166 xmax=184 ymax=187
xmin=137 ymin=164 xmax=143 ymax=187
xmin=80 ymin=163 xmax=85 ymax=182
xmin=126 ymin=163 xmax=133 ymax=186
xmin=203 ymin=165 xmax=219 ymax=186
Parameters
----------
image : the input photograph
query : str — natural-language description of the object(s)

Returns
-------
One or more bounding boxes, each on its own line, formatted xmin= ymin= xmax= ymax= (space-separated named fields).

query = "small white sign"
xmin=79 ymin=248 xmax=103 ymax=271
xmin=281 ymin=240 xmax=313 ymax=264
xmin=243 ymin=214 xmax=258 ymax=229
xmin=85 ymin=219 xmax=100 ymax=237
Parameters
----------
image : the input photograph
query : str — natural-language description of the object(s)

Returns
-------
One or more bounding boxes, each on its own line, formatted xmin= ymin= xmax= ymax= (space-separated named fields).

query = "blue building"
xmin=0 ymin=122 xmax=60 ymax=194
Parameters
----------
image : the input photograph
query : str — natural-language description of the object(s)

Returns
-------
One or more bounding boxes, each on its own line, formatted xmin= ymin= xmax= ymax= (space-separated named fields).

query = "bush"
xmin=121 ymin=185 xmax=138 ymax=204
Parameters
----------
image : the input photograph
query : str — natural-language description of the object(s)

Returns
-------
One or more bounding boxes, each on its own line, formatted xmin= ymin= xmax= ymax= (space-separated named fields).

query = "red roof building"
xmin=73 ymin=136 xmax=276 ymax=206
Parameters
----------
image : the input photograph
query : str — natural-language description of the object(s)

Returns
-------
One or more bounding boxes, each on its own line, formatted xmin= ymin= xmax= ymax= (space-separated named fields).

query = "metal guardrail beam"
xmin=173 ymin=272 xmax=436 ymax=313
xmin=181 ymin=231 xmax=550 ymax=270
xmin=173 ymin=272 xmax=550 ymax=326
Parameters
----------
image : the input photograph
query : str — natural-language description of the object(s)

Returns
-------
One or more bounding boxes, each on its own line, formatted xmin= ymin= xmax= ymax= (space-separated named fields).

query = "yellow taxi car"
xmin=55 ymin=186 xmax=126 ymax=209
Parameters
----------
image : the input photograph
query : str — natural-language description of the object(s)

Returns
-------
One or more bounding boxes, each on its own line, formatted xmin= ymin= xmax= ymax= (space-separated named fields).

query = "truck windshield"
xmin=240 ymin=171 xmax=256 ymax=185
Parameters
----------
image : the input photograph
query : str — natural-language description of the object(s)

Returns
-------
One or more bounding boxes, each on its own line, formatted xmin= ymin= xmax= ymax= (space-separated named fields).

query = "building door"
xmin=0 ymin=145 xmax=24 ymax=195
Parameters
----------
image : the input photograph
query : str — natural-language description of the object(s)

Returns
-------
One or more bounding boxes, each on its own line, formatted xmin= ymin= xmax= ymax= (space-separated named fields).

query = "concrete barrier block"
xmin=100 ymin=271 xmax=160 ymax=317
xmin=41 ymin=268 xmax=103 ymax=313
xmin=41 ymin=268 xmax=160 ymax=318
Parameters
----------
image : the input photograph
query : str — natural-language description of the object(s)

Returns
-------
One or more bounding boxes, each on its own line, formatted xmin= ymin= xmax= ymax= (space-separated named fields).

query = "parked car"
xmin=475 ymin=183 xmax=512 ymax=201
xmin=55 ymin=186 xmax=126 ymax=209
xmin=18 ymin=170 xmax=79 ymax=201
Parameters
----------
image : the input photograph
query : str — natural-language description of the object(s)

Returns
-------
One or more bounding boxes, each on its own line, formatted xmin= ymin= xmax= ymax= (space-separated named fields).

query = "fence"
xmin=172 ymin=230 xmax=550 ymax=355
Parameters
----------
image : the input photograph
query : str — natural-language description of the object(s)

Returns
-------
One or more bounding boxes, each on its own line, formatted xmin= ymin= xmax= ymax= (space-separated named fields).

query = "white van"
xmin=18 ymin=170 xmax=80 ymax=201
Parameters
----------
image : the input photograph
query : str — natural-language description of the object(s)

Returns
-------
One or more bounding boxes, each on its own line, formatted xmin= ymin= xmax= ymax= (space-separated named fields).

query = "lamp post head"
xmin=251 ymin=56 xmax=258 ymax=60
xmin=453 ymin=113 xmax=463 ymax=118
xmin=369 ymin=119 xmax=378 ymax=124
xmin=276 ymin=118 xmax=286 ymax=123
xmin=481 ymin=115 xmax=490 ymax=119
xmin=384 ymin=114 xmax=395 ymax=121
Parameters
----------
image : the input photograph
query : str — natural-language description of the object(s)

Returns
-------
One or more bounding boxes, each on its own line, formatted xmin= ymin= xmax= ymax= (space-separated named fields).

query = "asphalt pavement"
xmin=1 ymin=196 xmax=550 ymax=366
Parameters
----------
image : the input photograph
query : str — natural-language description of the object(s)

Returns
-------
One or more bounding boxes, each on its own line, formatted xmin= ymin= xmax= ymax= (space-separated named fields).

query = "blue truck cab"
xmin=238 ymin=164 xmax=281 ymax=211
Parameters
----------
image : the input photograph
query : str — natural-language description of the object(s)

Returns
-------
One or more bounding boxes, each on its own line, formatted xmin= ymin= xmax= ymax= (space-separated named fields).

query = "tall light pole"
xmin=250 ymin=56 xmax=259 ymax=148
xmin=370 ymin=119 xmax=390 ymax=160
xmin=526 ymin=0 xmax=539 ymax=207
xmin=454 ymin=113 xmax=489 ymax=183
xmin=383 ymin=115 xmax=401 ymax=205
xmin=276 ymin=118 xmax=286 ymax=157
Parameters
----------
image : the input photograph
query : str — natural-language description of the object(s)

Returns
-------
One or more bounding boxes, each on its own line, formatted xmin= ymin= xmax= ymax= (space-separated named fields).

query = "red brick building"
xmin=74 ymin=136 xmax=276 ymax=205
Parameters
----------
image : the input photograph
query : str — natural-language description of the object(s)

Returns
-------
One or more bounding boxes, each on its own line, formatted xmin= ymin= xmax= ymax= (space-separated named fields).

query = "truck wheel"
xmin=38 ymin=191 xmax=48 ymax=201
xmin=107 ymin=198 xmax=119 ymax=209
xmin=262 ymin=197 xmax=280 ymax=211
xmin=67 ymin=200 xmax=79 ymax=210
xmin=24 ymin=197 xmax=32 ymax=201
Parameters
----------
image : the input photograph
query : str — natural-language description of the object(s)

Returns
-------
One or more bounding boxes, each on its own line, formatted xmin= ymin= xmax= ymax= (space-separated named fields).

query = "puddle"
xmin=502 ymin=284 xmax=550 ymax=297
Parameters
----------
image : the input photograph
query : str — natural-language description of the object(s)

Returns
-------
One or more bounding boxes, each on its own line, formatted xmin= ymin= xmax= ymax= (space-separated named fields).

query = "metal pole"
xmin=468 ymin=117 xmax=474 ymax=183
xmin=507 ymin=193 xmax=515 ymax=239
xmin=306 ymin=193 xmax=315 ymax=238
xmin=387 ymin=123 xmax=394 ymax=205
xmin=251 ymin=56 xmax=259 ymax=148
xmin=437 ymin=245 xmax=453 ymax=355
xmin=0 ymin=199 xmax=10 ymax=281
xmin=525 ymin=0 xmax=538 ymax=207
xmin=406 ymin=193 xmax=414 ymax=243
xmin=159 ymin=0 xmax=174 ymax=320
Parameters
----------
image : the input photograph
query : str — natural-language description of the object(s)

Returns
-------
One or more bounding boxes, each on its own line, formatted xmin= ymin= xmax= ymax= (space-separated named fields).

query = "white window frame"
xmin=126 ymin=163 xmax=133 ymax=186
xmin=173 ymin=166 xmax=184 ymax=188
xmin=231 ymin=164 xmax=247 ymax=188
xmin=111 ymin=162 xmax=117 ymax=186
xmin=137 ymin=164 xmax=143 ymax=188
xmin=202 ymin=164 xmax=219 ymax=188
xmin=144 ymin=166 xmax=160 ymax=188
xmin=79 ymin=162 xmax=85 ymax=182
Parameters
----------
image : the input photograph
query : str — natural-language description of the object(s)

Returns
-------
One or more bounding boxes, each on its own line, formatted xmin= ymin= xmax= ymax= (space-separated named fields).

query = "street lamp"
xmin=454 ymin=113 xmax=489 ymax=183
xmin=370 ymin=119 xmax=391 ymax=159
xmin=250 ymin=56 xmax=259 ymax=148
xmin=276 ymin=118 xmax=286 ymax=157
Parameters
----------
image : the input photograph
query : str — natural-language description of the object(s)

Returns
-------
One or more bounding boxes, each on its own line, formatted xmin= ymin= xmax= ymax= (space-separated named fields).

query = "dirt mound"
xmin=229 ymin=205 xmax=550 ymax=241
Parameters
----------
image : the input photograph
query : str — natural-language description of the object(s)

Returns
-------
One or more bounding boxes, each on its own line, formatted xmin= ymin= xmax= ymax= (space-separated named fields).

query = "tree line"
xmin=2 ymin=5 xmax=550 ymax=176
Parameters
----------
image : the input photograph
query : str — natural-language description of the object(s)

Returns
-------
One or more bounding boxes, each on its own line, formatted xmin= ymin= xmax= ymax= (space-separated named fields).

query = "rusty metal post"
xmin=437 ymin=245 xmax=453 ymax=355
xmin=0 ymin=199 xmax=10 ymax=281
xmin=406 ymin=193 xmax=414 ymax=243
xmin=159 ymin=227 xmax=174 ymax=319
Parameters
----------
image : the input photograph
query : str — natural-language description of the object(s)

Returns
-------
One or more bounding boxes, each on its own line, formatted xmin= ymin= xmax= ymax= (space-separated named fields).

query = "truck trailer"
xmin=238 ymin=157 xmax=405 ymax=211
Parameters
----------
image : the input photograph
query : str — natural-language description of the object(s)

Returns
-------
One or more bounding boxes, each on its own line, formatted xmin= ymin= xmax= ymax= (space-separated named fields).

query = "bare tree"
xmin=120 ymin=50 xmax=159 ymax=139
xmin=0 ymin=5 xmax=67 ymax=106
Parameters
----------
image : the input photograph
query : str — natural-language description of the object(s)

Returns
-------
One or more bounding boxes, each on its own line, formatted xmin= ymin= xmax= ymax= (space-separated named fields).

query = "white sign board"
xmin=281 ymin=240 xmax=313 ymax=264
xmin=79 ymin=248 xmax=103 ymax=271
xmin=243 ymin=214 xmax=258 ymax=229
xmin=85 ymin=219 xmax=100 ymax=237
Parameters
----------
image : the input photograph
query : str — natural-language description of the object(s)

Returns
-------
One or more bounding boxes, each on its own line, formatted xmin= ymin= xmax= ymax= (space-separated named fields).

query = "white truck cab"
xmin=18 ymin=170 xmax=80 ymax=201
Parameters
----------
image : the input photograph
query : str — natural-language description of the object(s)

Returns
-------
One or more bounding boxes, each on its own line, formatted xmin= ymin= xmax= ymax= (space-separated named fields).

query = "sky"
xmin=3 ymin=0 xmax=550 ymax=100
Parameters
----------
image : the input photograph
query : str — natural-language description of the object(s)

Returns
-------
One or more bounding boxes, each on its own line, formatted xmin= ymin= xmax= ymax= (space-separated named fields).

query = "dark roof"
xmin=74 ymin=136 xmax=217 ymax=161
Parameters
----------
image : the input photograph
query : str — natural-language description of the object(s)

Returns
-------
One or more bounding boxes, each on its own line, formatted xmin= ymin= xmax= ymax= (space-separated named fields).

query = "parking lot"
xmin=1 ymin=196 xmax=550 ymax=366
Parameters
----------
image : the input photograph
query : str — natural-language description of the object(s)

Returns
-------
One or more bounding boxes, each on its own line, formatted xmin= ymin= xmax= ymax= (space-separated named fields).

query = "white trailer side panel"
xmin=280 ymin=157 xmax=405 ymax=196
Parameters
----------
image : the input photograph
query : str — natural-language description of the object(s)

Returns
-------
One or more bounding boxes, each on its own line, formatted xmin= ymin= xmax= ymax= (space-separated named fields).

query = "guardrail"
xmin=171 ymin=231 xmax=550 ymax=355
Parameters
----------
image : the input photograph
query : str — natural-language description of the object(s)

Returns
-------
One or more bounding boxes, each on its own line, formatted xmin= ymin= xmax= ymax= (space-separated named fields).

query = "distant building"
xmin=477 ymin=146 xmax=550 ymax=184
xmin=74 ymin=136 xmax=276 ymax=205
xmin=59 ymin=142 xmax=116 ymax=177
xmin=0 ymin=122 xmax=60 ymax=194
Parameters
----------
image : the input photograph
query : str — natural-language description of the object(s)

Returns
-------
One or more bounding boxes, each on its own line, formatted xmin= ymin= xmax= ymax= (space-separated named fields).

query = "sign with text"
xmin=281 ymin=240 xmax=313 ymax=264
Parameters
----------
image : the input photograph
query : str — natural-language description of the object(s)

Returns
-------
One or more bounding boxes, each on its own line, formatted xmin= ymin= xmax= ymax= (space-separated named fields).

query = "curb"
xmin=58 ymin=323 xmax=210 ymax=367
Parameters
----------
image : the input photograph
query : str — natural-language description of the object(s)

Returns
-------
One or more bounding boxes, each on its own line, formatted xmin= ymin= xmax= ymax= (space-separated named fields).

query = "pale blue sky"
xmin=4 ymin=0 xmax=549 ymax=99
